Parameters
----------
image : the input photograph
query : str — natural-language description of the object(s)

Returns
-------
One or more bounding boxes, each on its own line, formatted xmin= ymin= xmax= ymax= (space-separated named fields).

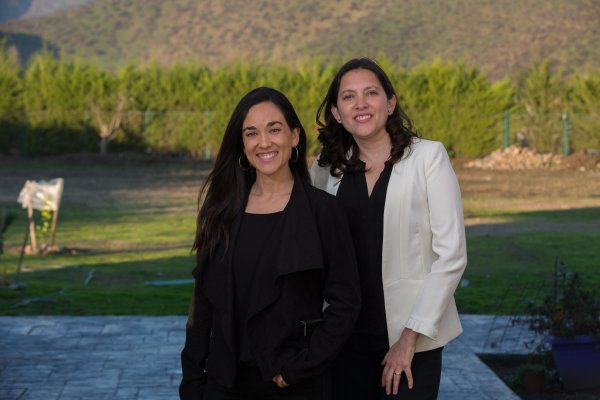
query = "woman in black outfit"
xmin=179 ymin=87 xmax=361 ymax=400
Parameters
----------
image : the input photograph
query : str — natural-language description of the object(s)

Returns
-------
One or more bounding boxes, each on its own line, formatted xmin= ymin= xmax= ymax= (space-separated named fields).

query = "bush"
xmin=0 ymin=53 xmax=597 ymax=157
xmin=396 ymin=60 xmax=513 ymax=157
xmin=0 ymin=41 xmax=23 ymax=154
xmin=568 ymin=72 xmax=600 ymax=151
xmin=529 ymin=259 xmax=600 ymax=338
xmin=513 ymin=61 xmax=567 ymax=153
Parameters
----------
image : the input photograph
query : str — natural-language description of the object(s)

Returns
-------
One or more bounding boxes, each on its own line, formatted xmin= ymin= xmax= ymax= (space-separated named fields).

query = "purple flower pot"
xmin=548 ymin=335 xmax=600 ymax=391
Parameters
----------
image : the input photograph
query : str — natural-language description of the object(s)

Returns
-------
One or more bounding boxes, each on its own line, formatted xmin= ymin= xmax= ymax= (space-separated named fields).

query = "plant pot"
xmin=548 ymin=335 xmax=600 ymax=391
xmin=522 ymin=371 xmax=545 ymax=394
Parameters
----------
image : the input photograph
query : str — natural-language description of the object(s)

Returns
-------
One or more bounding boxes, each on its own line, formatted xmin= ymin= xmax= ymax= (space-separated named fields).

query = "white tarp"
xmin=17 ymin=178 xmax=64 ymax=211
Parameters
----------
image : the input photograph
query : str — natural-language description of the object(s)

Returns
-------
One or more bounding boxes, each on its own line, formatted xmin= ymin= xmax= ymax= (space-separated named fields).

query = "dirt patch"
xmin=462 ymin=147 xmax=600 ymax=172
xmin=3 ymin=154 xmax=600 ymax=229
xmin=454 ymin=160 xmax=600 ymax=213
xmin=1 ymin=153 xmax=211 ymax=208
xmin=560 ymin=149 xmax=600 ymax=171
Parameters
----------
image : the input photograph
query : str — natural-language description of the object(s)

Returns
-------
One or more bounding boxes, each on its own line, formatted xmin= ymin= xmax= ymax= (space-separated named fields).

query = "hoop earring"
xmin=238 ymin=154 xmax=251 ymax=171
xmin=290 ymin=147 xmax=299 ymax=163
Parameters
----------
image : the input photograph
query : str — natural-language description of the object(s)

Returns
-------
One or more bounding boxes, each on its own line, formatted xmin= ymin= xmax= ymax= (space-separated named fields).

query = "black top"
xmin=232 ymin=211 xmax=284 ymax=365
xmin=337 ymin=163 xmax=392 ymax=343
xmin=180 ymin=177 xmax=361 ymax=397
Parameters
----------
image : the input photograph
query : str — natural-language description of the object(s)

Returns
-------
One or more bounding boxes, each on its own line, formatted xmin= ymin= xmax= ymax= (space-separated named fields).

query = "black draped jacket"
xmin=179 ymin=176 xmax=361 ymax=399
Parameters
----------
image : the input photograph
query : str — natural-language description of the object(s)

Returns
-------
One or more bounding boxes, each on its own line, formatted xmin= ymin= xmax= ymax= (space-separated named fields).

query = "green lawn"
xmin=0 ymin=201 xmax=197 ymax=315
xmin=1 ymin=161 xmax=598 ymax=316
xmin=457 ymin=229 xmax=600 ymax=315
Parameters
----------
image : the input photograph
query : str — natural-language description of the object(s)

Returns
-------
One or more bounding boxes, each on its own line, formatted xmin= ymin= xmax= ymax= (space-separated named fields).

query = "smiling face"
xmin=331 ymin=68 xmax=397 ymax=144
xmin=242 ymin=101 xmax=299 ymax=180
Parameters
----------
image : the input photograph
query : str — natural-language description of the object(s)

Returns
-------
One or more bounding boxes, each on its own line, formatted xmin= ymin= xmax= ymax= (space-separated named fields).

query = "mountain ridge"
xmin=0 ymin=0 xmax=95 ymax=23
xmin=1 ymin=0 xmax=599 ymax=79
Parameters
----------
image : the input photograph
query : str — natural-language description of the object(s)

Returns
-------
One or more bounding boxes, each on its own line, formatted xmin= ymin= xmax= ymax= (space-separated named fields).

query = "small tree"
xmin=398 ymin=59 xmax=513 ymax=157
xmin=514 ymin=60 xmax=566 ymax=153
xmin=568 ymin=71 xmax=600 ymax=151
xmin=0 ymin=40 xmax=23 ymax=154
xmin=90 ymin=94 xmax=127 ymax=155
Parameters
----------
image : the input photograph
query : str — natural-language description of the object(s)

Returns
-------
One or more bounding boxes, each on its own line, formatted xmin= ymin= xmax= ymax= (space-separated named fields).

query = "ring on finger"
xmin=394 ymin=371 xmax=401 ymax=376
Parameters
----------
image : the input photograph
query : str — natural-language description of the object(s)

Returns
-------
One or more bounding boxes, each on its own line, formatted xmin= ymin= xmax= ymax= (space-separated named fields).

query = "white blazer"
xmin=310 ymin=138 xmax=467 ymax=352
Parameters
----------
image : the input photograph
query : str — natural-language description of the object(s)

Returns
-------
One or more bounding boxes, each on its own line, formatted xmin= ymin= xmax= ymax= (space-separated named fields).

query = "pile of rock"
xmin=464 ymin=146 xmax=563 ymax=170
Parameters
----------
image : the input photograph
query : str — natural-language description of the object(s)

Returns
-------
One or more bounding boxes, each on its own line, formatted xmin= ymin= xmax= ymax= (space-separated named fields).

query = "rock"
xmin=464 ymin=146 xmax=563 ymax=170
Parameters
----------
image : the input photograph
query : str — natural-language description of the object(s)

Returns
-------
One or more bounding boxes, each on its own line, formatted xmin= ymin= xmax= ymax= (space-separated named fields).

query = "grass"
xmin=457 ymin=229 xmax=600 ymax=315
xmin=4 ymin=206 xmax=597 ymax=316
xmin=465 ymin=207 xmax=600 ymax=222
xmin=0 ymin=199 xmax=197 ymax=315
xmin=1 ymin=158 xmax=599 ymax=316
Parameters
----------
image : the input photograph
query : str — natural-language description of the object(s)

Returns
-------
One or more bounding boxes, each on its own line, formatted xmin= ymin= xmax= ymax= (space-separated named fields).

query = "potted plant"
xmin=528 ymin=258 xmax=600 ymax=391
xmin=516 ymin=362 xmax=546 ymax=394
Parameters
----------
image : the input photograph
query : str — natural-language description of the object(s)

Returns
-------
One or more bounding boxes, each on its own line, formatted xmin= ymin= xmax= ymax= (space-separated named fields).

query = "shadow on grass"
xmin=0 ymin=254 xmax=195 ymax=316
xmin=459 ymin=207 xmax=600 ymax=315
xmin=466 ymin=207 xmax=600 ymax=236
xmin=2 ymin=207 xmax=598 ymax=317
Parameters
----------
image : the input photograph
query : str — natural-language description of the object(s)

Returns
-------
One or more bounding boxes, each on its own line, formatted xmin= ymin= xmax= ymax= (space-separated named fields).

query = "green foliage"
xmin=0 ymin=53 xmax=598 ymax=157
xmin=528 ymin=259 xmax=600 ymax=338
xmin=21 ymin=51 xmax=97 ymax=154
xmin=0 ymin=41 xmax=23 ymax=153
xmin=567 ymin=72 xmax=600 ymax=150
xmin=35 ymin=210 xmax=53 ymax=246
xmin=397 ymin=60 xmax=514 ymax=157
xmin=513 ymin=61 xmax=567 ymax=153
xmin=116 ymin=60 xmax=337 ymax=156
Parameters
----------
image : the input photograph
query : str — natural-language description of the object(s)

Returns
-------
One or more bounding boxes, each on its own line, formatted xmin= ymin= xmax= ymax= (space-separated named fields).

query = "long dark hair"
xmin=193 ymin=87 xmax=310 ymax=254
xmin=316 ymin=58 xmax=419 ymax=176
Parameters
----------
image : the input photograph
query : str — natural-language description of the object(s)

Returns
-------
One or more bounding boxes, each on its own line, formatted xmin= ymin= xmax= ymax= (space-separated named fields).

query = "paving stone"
xmin=0 ymin=388 xmax=27 ymax=400
xmin=22 ymin=388 xmax=63 ymax=400
xmin=114 ymin=387 xmax=140 ymax=398
xmin=0 ymin=315 xmax=525 ymax=399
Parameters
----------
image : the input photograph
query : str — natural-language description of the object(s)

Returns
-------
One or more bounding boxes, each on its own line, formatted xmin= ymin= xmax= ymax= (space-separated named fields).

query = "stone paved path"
xmin=0 ymin=315 xmax=536 ymax=399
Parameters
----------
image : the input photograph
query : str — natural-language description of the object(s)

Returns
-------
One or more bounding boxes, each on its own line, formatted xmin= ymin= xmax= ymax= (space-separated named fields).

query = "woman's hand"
xmin=272 ymin=373 xmax=289 ymax=388
xmin=381 ymin=328 xmax=419 ymax=395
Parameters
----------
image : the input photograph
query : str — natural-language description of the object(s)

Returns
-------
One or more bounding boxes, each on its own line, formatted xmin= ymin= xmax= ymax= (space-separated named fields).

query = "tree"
xmin=513 ymin=60 xmax=566 ymax=153
xmin=90 ymin=94 xmax=127 ymax=155
xmin=0 ymin=40 xmax=23 ymax=153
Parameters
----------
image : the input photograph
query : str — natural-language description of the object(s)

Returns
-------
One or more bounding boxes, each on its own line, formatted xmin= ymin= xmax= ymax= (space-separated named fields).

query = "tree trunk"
xmin=100 ymin=137 xmax=108 ymax=156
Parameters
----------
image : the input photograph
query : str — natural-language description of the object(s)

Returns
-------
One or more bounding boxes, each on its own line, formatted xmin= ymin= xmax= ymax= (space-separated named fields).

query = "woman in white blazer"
xmin=310 ymin=58 xmax=467 ymax=399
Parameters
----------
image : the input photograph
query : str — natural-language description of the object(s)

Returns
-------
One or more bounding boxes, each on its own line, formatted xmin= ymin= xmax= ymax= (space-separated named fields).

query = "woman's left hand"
xmin=272 ymin=373 xmax=289 ymax=388
xmin=381 ymin=328 xmax=419 ymax=395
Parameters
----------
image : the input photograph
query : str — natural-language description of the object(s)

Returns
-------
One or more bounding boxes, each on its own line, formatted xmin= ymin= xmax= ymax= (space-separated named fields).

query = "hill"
xmin=0 ymin=0 xmax=31 ymax=23
xmin=0 ymin=0 xmax=94 ymax=23
xmin=1 ymin=0 xmax=599 ymax=79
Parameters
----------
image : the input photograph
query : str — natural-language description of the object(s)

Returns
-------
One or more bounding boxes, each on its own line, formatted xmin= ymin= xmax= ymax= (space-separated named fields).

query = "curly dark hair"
xmin=315 ymin=58 xmax=419 ymax=177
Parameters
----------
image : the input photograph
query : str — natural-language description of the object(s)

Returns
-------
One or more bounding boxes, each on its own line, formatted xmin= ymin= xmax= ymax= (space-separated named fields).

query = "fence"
xmin=501 ymin=111 xmax=600 ymax=156
xmin=2 ymin=110 xmax=598 ymax=157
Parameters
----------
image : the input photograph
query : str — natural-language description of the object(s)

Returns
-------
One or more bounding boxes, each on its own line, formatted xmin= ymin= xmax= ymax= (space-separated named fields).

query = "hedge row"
xmin=1 ymin=48 xmax=598 ymax=157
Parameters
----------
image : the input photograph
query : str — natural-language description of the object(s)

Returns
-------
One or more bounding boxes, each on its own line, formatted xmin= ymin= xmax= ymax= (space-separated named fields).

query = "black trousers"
xmin=205 ymin=365 xmax=329 ymax=400
xmin=331 ymin=334 xmax=443 ymax=400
